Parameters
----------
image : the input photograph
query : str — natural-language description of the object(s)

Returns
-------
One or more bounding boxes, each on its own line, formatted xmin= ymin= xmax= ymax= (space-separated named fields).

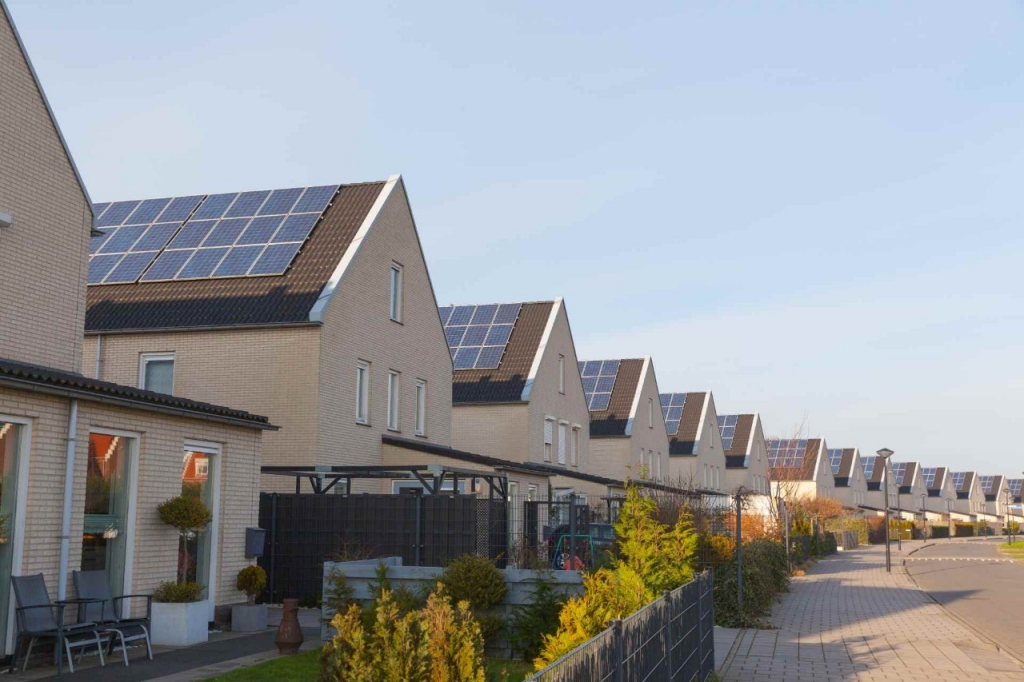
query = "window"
xmin=527 ymin=484 xmax=538 ymax=501
xmin=648 ymin=399 xmax=654 ymax=428
xmin=557 ymin=422 xmax=567 ymax=465
xmin=0 ymin=419 xmax=27 ymax=649
xmin=83 ymin=432 xmax=137 ymax=608
xmin=389 ymin=263 xmax=403 ymax=322
xmin=558 ymin=355 xmax=565 ymax=394
xmin=181 ymin=443 xmax=219 ymax=610
xmin=655 ymin=453 xmax=661 ymax=479
xmin=543 ymin=419 xmax=554 ymax=461
xmin=139 ymin=353 xmax=174 ymax=394
xmin=355 ymin=362 xmax=370 ymax=424
xmin=570 ymin=425 xmax=580 ymax=466
xmin=387 ymin=371 xmax=400 ymax=431
xmin=415 ymin=380 xmax=427 ymax=436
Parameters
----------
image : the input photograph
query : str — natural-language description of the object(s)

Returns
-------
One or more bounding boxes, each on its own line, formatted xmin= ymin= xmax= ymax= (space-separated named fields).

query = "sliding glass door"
xmin=82 ymin=433 xmax=135 ymax=598
xmin=0 ymin=421 xmax=24 ymax=654
xmin=182 ymin=443 xmax=219 ymax=615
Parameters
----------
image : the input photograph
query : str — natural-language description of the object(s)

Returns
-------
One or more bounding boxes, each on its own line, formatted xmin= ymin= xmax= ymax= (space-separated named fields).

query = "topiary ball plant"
xmin=158 ymin=494 xmax=213 ymax=583
xmin=237 ymin=565 xmax=267 ymax=605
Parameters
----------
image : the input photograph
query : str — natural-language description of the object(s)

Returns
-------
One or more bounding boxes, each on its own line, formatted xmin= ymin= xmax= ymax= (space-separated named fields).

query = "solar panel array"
xmin=439 ymin=304 xmax=522 ymax=370
xmin=768 ymin=439 xmax=808 ymax=468
xmin=89 ymin=185 xmax=338 ymax=285
xmin=579 ymin=360 xmax=620 ymax=411
xmin=1009 ymin=479 xmax=1023 ymax=496
xmin=861 ymin=456 xmax=876 ymax=480
xmin=921 ymin=467 xmax=938 ymax=488
xmin=891 ymin=462 xmax=908 ymax=485
xmin=951 ymin=471 xmax=967 ymax=491
xmin=718 ymin=415 xmax=738 ymax=450
xmin=827 ymin=448 xmax=844 ymax=475
xmin=660 ymin=393 xmax=687 ymax=435
xmin=979 ymin=475 xmax=996 ymax=493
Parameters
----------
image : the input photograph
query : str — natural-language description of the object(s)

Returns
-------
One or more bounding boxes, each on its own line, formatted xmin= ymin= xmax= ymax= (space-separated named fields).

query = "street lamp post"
xmin=877 ymin=448 xmax=894 ymax=572
xmin=947 ymin=498 xmax=953 ymax=540
xmin=896 ymin=482 xmax=902 ymax=551
xmin=919 ymin=493 xmax=927 ymax=538
xmin=1006 ymin=487 xmax=1012 ymax=546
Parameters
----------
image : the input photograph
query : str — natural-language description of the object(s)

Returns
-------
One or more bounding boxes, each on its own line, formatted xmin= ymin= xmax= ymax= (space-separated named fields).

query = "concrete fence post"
xmin=661 ymin=590 xmax=673 ymax=679
xmin=612 ymin=618 xmax=624 ymax=682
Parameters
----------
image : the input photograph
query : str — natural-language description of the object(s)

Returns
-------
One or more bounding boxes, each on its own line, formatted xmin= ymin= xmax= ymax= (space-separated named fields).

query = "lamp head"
xmin=876 ymin=448 xmax=894 ymax=459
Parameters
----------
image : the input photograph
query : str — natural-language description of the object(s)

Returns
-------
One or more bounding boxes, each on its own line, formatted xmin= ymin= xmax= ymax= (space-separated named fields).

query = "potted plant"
xmin=232 ymin=565 xmax=268 ymax=632
xmin=151 ymin=494 xmax=213 ymax=646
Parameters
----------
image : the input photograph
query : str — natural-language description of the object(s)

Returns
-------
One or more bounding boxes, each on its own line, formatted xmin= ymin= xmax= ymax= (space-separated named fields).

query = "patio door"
xmin=82 ymin=432 xmax=138 ymax=603
xmin=0 ymin=418 xmax=29 ymax=655
xmin=182 ymin=443 xmax=220 ymax=620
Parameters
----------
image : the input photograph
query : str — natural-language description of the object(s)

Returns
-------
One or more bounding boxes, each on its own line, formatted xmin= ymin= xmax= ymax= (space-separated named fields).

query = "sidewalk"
xmin=721 ymin=543 xmax=1024 ymax=681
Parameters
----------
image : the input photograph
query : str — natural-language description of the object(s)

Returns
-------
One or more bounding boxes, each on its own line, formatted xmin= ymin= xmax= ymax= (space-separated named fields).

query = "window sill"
xmin=390 ymin=318 xmax=404 ymax=325
xmin=387 ymin=427 xmax=401 ymax=433
xmin=414 ymin=432 xmax=427 ymax=439
xmin=356 ymin=421 xmax=372 ymax=428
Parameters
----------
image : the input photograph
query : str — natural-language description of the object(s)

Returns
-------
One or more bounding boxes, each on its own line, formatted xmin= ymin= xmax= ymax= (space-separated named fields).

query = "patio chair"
xmin=73 ymin=570 xmax=153 ymax=666
xmin=10 ymin=573 xmax=106 ymax=674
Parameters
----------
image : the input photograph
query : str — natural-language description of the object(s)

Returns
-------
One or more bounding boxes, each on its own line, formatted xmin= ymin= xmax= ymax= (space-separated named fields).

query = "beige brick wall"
xmin=0 ymin=386 xmax=263 ymax=616
xmin=722 ymin=415 xmax=771 ymax=497
xmin=0 ymin=7 xmax=91 ymax=373
xmin=83 ymin=326 xmax=321 ymax=481
xmin=451 ymin=403 xmax=529 ymax=464
xmin=316 ymin=179 xmax=453 ymax=491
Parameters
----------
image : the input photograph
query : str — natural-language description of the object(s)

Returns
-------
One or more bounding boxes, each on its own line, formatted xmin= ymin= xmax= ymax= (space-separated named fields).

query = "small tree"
xmin=158 ymin=494 xmax=213 ymax=583
xmin=236 ymin=565 xmax=267 ymax=605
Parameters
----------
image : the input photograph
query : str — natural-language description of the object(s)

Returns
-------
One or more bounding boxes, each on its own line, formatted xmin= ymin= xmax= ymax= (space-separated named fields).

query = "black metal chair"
xmin=73 ymin=570 xmax=153 ymax=665
xmin=10 ymin=573 xmax=106 ymax=674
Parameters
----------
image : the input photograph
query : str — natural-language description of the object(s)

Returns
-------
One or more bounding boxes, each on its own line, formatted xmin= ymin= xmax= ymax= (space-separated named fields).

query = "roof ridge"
xmin=440 ymin=299 xmax=556 ymax=308
xmin=93 ymin=179 xmax=388 ymax=205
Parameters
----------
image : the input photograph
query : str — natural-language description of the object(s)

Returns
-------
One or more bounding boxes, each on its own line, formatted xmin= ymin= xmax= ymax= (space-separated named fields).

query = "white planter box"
xmin=151 ymin=600 xmax=210 ymax=646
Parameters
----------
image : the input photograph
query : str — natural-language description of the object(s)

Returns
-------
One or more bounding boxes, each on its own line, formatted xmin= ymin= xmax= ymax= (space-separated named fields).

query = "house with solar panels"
xmin=861 ymin=454 xmax=897 ymax=513
xmin=579 ymin=357 xmax=669 ymax=483
xmin=891 ymin=462 xmax=929 ymax=523
xmin=951 ymin=471 xmax=986 ymax=521
xmin=442 ymin=299 xmax=612 ymax=500
xmin=922 ymin=467 xmax=958 ymax=522
xmin=980 ymin=475 xmax=1010 ymax=524
xmin=660 ymin=392 xmax=727 ymax=493
xmin=827 ymin=448 xmax=868 ymax=510
xmin=719 ymin=414 xmax=770 ymax=498
xmin=0 ymin=0 xmax=273 ymax=646
xmin=83 ymin=175 xmax=458 ymax=491
xmin=767 ymin=439 xmax=836 ymax=502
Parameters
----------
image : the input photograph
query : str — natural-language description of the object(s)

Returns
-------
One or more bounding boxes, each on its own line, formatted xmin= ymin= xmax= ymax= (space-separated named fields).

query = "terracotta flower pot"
xmin=275 ymin=598 xmax=304 ymax=655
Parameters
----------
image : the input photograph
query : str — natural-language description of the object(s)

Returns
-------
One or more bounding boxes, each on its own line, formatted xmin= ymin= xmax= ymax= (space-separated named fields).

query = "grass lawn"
xmin=202 ymin=649 xmax=533 ymax=681
xmin=203 ymin=648 xmax=319 ymax=681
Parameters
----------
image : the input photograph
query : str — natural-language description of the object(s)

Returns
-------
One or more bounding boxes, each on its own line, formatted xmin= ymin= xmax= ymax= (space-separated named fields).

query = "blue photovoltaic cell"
xmin=272 ymin=213 xmax=318 ymax=243
xmin=922 ymin=467 xmax=937 ymax=488
xmin=168 ymin=220 xmax=216 ymax=249
xmin=158 ymin=195 xmax=204 ymax=222
xmin=132 ymin=223 xmax=181 ymax=252
xmin=96 ymin=201 xmax=141 ymax=227
xmin=141 ymin=250 xmax=192 ymax=282
xmin=177 ymin=248 xmax=229 ymax=279
xmin=951 ymin=472 xmax=967 ymax=491
xmin=439 ymin=303 xmax=522 ymax=370
xmin=258 ymin=187 xmax=303 ymax=216
xmin=861 ymin=456 xmax=876 ymax=479
xmin=979 ymin=475 xmax=995 ymax=493
xmin=249 ymin=243 xmax=301 ymax=275
xmin=191 ymin=194 xmax=238 ymax=221
xmin=213 ymin=245 xmax=263 ymax=277
xmin=768 ymin=439 xmax=808 ymax=468
xmin=98 ymin=226 xmax=146 ymax=254
xmin=1009 ymin=479 xmax=1023 ymax=496
xmin=891 ymin=462 xmax=907 ymax=485
xmin=201 ymin=218 xmax=249 ymax=247
xmin=827 ymin=448 xmax=844 ymax=475
xmin=237 ymin=216 xmax=284 ymax=245
xmin=580 ymin=360 xmax=619 ymax=411
xmin=292 ymin=185 xmax=337 ymax=213
xmin=88 ymin=255 xmax=120 ymax=284
xmin=660 ymin=393 xmax=687 ymax=435
xmin=718 ymin=415 xmax=738 ymax=451
xmin=90 ymin=232 xmax=112 ymax=254
xmin=105 ymin=252 xmax=157 ymax=283
xmin=126 ymin=198 xmax=171 ymax=225
xmin=225 ymin=190 xmax=270 ymax=218
xmin=93 ymin=203 xmax=111 ymax=225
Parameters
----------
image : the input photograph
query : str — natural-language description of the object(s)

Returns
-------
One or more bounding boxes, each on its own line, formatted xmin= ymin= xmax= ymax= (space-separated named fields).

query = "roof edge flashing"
xmin=521 ymin=297 xmax=561 ymax=402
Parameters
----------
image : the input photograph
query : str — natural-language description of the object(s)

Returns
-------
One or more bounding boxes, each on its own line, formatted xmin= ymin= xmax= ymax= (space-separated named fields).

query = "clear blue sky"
xmin=11 ymin=1 xmax=1024 ymax=476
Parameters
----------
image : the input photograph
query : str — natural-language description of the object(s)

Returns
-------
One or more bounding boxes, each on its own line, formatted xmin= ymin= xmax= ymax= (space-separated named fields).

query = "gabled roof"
xmin=585 ymin=358 xmax=644 ymax=437
xmin=0 ymin=357 xmax=273 ymax=429
xmin=447 ymin=301 xmax=556 ymax=405
xmin=768 ymin=438 xmax=824 ymax=481
xmin=86 ymin=180 xmax=392 ymax=332
xmin=722 ymin=414 xmax=754 ymax=468
xmin=952 ymin=471 xmax=977 ymax=499
xmin=923 ymin=466 xmax=948 ymax=497
xmin=830 ymin=447 xmax=859 ymax=487
xmin=894 ymin=461 xmax=920 ymax=494
xmin=661 ymin=392 xmax=707 ymax=456
xmin=981 ymin=474 xmax=1005 ymax=502
xmin=862 ymin=455 xmax=886 ymax=488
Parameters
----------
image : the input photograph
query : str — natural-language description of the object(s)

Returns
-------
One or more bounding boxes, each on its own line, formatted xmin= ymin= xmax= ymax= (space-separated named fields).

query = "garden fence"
xmin=524 ymin=570 xmax=715 ymax=682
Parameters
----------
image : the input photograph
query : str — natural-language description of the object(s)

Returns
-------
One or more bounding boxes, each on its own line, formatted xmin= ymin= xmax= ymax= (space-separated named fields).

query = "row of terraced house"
xmin=0 ymin=0 xmax=1018 ymax=664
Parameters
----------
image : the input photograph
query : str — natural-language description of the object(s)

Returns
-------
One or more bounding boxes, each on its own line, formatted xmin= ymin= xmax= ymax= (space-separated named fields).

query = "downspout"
xmin=57 ymin=399 xmax=78 ymax=600
xmin=94 ymin=334 xmax=102 ymax=379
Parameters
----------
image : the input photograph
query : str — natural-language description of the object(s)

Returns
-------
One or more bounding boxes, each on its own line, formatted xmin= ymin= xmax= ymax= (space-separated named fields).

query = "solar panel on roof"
xmin=861 ymin=456 xmax=876 ymax=479
xmin=718 ymin=415 xmax=738 ymax=450
xmin=951 ymin=471 xmax=967 ymax=490
xmin=1009 ymin=479 xmax=1023 ymax=496
xmin=827 ymin=448 xmax=844 ymax=475
xmin=979 ymin=475 xmax=995 ymax=493
xmin=768 ymin=439 xmax=808 ymax=468
xmin=660 ymin=393 xmax=687 ymax=435
xmin=921 ymin=467 xmax=937 ymax=488
xmin=891 ymin=462 xmax=907 ymax=485
xmin=93 ymin=202 xmax=110 ymax=223
xmin=580 ymin=360 xmax=619 ymax=411
xmin=439 ymin=303 xmax=522 ymax=370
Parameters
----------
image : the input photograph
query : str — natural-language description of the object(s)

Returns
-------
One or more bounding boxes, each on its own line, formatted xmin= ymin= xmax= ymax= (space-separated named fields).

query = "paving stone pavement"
xmin=721 ymin=543 xmax=1024 ymax=681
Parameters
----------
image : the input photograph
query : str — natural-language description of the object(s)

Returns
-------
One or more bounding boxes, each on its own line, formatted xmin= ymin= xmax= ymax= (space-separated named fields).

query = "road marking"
xmin=905 ymin=557 xmax=1016 ymax=563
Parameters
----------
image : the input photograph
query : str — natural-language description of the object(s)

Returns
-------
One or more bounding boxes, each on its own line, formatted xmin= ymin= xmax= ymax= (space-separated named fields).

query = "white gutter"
xmin=57 ymin=399 xmax=78 ymax=600
xmin=94 ymin=334 xmax=102 ymax=379
xmin=521 ymin=298 xmax=561 ymax=402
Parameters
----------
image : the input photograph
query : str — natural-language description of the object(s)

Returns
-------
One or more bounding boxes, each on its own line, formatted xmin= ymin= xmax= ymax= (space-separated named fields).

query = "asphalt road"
xmin=906 ymin=538 xmax=1024 ymax=662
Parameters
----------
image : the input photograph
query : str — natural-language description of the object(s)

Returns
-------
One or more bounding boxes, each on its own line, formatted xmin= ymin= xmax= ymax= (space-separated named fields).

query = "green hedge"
xmin=824 ymin=517 xmax=869 ymax=546
xmin=954 ymin=523 xmax=975 ymax=537
xmin=930 ymin=525 xmax=949 ymax=539
xmin=713 ymin=540 xmax=788 ymax=628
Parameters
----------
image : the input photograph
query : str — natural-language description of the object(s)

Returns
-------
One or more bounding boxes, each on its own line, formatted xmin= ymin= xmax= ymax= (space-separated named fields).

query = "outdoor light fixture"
xmin=877 ymin=448 xmax=894 ymax=572
xmin=0 ymin=210 xmax=11 ymax=229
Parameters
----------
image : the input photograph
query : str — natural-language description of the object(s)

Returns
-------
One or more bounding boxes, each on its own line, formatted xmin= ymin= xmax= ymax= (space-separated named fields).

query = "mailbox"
xmin=245 ymin=527 xmax=266 ymax=558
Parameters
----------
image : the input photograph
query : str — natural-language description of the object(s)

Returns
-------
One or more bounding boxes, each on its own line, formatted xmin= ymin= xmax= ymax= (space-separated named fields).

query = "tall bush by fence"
xmin=525 ymin=571 xmax=714 ymax=682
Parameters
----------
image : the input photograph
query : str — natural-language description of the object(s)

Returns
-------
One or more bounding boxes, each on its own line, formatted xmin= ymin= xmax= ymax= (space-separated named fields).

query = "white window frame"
xmin=91 ymin=427 xmax=141 ymax=619
xmin=414 ymin=379 xmax=427 ymax=437
xmin=648 ymin=398 xmax=653 ymax=428
xmin=387 ymin=370 xmax=401 ymax=431
xmin=389 ymin=262 xmax=403 ymax=322
xmin=558 ymin=355 xmax=565 ymax=394
xmin=527 ymin=484 xmax=538 ymax=501
xmin=183 ymin=439 xmax=221 ymax=620
xmin=557 ymin=421 xmax=568 ymax=465
xmin=0 ymin=414 xmax=31 ymax=656
xmin=138 ymin=352 xmax=175 ymax=394
xmin=570 ymin=425 xmax=580 ymax=467
xmin=543 ymin=418 xmax=555 ymax=462
xmin=355 ymin=361 xmax=370 ymax=425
